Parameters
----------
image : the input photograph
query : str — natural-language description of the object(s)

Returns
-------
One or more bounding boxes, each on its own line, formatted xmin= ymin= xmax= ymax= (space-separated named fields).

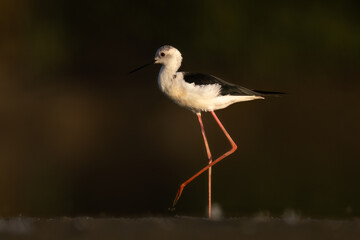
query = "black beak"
xmin=128 ymin=60 xmax=156 ymax=74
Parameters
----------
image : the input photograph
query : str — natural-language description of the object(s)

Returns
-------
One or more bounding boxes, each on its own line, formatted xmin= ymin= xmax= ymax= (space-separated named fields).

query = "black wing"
xmin=182 ymin=72 xmax=261 ymax=96
xmin=251 ymin=90 xmax=285 ymax=96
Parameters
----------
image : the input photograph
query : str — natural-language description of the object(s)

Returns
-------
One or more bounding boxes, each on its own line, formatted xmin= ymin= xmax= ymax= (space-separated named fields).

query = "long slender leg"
xmin=197 ymin=113 xmax=213 ymax=218
xmin=172 ymin=111 xmax=238 ymax=210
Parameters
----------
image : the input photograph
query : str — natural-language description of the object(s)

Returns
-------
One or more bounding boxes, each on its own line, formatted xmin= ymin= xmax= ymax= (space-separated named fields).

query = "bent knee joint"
xmin=232 ymin=144 xmax=238 ymax=151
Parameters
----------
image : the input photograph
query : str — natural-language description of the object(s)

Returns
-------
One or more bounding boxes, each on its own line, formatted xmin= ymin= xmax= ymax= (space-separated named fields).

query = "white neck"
xmin=163 ymin=53 xmax=182 ymax=73
xmin=157 ymin=54 xmax=183 ymax=93
xmin=160 ymin=64 xmax=176 ymax=75
xmin=158 ymin=65 xmax=178 ymax=93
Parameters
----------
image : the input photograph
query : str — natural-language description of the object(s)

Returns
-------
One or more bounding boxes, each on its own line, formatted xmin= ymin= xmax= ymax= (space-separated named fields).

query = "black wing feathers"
xmin=182 ymin=72 xmax=261 ymax=97
xmin=252 ymin=90 xmax=285 ymax=96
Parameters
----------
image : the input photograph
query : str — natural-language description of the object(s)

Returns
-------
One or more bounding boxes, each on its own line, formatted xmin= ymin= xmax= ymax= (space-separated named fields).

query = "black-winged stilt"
xmin=129 ymin=45 xmax=282 ymax=218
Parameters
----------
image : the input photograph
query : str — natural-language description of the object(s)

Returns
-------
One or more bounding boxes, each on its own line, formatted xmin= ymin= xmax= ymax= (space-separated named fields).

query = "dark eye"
xmin=160 ymin=52 xmax=165 ymax=57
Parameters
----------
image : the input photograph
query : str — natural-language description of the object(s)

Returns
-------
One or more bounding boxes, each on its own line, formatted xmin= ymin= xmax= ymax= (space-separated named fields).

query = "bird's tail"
xmin=252 ymin=90 xmax=285 ymax=97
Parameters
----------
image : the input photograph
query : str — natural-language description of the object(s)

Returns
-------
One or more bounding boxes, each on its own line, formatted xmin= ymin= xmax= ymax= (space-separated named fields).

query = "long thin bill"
xmin=128 ymin=60 xmax=155 ymax=74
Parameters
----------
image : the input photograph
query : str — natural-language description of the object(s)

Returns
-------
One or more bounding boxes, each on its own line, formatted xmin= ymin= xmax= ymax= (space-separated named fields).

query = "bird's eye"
xmin=160 ymin=52 xmax=165 ymax=57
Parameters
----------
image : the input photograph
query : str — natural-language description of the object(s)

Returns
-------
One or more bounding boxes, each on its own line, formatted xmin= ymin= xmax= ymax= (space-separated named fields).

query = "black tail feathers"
xmin=253 ymin=90 xmax=285 ymax=97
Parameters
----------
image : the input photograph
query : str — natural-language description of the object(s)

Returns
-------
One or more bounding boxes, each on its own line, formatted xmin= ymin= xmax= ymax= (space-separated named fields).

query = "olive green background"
xmin=0 ymin=0 xmax=359 ymax=217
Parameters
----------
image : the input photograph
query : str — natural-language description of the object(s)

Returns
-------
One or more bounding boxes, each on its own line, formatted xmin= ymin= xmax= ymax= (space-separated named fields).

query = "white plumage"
xmin=155 ymin=45 xmax=264 ymax=112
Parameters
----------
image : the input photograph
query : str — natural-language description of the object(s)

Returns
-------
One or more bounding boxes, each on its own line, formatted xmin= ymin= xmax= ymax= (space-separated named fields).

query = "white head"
xmin=128 ymin=45 xmax=183 ymax=74
xmin=154 ymin=45 xmax=182 ymax=72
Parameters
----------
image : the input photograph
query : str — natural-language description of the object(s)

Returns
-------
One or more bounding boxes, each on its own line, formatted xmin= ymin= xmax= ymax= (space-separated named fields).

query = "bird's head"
xmin=128 ymin=45 xmax=182 ymax=74
xmin=154 ymin=45 xmax=182 ymax=70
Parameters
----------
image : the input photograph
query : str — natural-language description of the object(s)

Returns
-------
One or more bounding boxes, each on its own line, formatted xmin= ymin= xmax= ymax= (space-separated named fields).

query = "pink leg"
xmin=172 ymin=111 xmax=238 ymax=215
xmin=197 ymin=113 xmax=213 ymax=218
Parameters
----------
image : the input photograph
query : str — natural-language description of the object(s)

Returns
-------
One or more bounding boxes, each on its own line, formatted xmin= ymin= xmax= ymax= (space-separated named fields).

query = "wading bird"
xmin=129 ymin=45 xmax=282 ymax=218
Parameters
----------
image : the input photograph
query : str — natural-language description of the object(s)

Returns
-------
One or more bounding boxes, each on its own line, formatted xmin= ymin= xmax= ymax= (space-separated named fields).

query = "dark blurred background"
xmin=0 ymin=0 xmax=359 ymax=218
